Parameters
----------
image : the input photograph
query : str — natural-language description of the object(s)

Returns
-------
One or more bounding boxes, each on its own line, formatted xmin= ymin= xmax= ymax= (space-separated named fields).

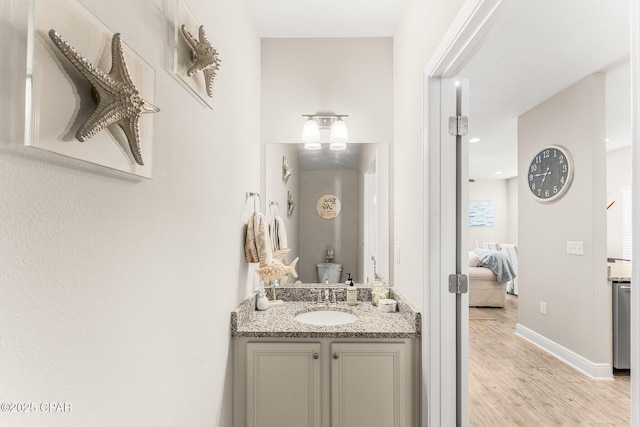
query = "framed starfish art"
xmin=26 ymin=0 xmax=158 ymax=178
xmin=173 ymin=0 xmax=221 ymax=109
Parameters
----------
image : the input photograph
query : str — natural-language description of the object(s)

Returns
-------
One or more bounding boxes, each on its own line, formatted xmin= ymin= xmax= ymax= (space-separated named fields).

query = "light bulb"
xmin=301 ymin=118 xmax=320 ymax=143
xmin=330 ymin=118 xmax=348 ymax=143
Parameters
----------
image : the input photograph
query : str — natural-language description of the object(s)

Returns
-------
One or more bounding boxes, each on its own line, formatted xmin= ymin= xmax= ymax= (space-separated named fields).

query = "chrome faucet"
xmin=315 ymin=288 xmax=331 ymax=305
xmin=332 ymin=289 xmax=343 ymax=304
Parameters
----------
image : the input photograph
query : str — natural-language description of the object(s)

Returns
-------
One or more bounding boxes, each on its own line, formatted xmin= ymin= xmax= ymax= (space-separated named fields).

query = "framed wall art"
xmin=469 ymin=200 xmax=494 ymax=227
xmin=172 ymin=0 xmax=221 ymax=109
xmin=26 ymin=0 xmax=158 ymax=178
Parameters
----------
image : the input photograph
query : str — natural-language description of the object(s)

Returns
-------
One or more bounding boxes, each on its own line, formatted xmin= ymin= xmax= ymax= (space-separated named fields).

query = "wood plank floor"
xmin=469 ymin=294 xmax=630 ymax=426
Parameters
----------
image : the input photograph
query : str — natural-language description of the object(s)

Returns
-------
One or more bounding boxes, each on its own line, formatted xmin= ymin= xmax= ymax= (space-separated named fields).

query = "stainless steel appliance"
xmin=613 ymin=280 xmax=631 ymax=370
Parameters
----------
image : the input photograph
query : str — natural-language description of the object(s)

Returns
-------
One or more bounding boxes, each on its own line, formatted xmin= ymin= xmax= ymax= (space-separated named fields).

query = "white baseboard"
xmin=515 ymin=323 xmax=613 ymax=380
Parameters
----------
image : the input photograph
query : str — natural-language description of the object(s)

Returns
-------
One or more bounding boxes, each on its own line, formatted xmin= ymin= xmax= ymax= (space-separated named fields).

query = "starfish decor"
xmin=48 ymin=30 xmax=159 ymax=166
xmin=180 ymin=24 xmax=221 ymax=98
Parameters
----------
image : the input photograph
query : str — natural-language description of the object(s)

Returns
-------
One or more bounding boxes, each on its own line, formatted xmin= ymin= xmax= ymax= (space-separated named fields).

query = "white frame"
xmin=423 ymin=4 xmax=509 ymax=424
xmin=172 ymin=0 xmax=216 ymax=109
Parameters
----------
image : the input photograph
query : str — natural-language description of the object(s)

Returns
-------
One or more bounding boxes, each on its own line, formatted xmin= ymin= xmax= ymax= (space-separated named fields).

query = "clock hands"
xmin=532 ymin=168 xmax=551 ymax=184
xmin=540 ymin=167 xmax=550 ymax=185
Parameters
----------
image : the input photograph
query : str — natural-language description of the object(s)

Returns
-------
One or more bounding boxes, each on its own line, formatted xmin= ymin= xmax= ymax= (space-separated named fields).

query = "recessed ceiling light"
xmin=605 ymin=138 xmax=611 ymax=143
xmin=469 ymin=138 xmax=481 ymax=143
xmin=494 ymin=171 xmax=503 ymax=175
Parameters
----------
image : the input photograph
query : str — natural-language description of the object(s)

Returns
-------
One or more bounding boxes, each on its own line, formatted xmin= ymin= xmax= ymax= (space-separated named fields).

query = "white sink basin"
xmin=294 ymin=310 xmax=358 ymax=326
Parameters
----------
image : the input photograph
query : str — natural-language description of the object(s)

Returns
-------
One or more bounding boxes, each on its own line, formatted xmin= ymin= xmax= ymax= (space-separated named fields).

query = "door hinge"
xmin=448 ymin=273 xmax=469 ymax=294
xmin=448 ymin=116 xmax=468 ymax=137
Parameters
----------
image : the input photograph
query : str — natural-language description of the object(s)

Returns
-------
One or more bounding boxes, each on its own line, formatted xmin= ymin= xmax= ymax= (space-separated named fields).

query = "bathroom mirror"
xmin=264 ymin=143 xmax=390 ymax=284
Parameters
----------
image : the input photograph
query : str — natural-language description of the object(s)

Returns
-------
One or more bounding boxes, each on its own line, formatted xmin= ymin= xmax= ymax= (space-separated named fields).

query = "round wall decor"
xmin=316 ymin=194 xmax=341 ymax=220
xmin=527 ymin=145 xmax=574 ymax=203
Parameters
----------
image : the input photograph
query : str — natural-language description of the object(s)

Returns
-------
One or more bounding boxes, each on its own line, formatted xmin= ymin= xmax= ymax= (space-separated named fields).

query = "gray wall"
xmin=518 ymin=74 xmax=610 ymax=364
xmin=299 ymin=170 xmax=358 ymax=282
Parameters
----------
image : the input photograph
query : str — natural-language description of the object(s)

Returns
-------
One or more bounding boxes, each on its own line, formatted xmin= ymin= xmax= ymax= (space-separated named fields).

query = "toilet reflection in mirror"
xmin=264 ymin=142 xmax=391 ymax=284
xmin=316 ymin=262 xmax=343 ymax=283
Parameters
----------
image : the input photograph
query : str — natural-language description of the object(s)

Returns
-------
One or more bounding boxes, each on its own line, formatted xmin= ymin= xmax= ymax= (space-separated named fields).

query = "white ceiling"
xmin=250 ymin=0 xmax=631 ymax=180
xmin=459 ymin=0 xmax=630 ymax=179
xmin=248 ymin=0 xmax=407 ymax=38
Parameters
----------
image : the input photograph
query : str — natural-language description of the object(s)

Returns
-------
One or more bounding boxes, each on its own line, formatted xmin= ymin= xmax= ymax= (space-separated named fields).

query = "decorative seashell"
xmin=255 ymin=257 xmax=299 ymax=285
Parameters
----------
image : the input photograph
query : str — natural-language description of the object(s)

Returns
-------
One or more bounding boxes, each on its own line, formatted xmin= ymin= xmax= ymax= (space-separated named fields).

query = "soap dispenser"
xmin=345 ymin=273 xmax=357 ymax=306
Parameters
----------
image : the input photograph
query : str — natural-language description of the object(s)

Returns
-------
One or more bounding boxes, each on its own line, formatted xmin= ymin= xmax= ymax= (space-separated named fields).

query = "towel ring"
xmin=246 ymin=192 xmax=261 ymax=212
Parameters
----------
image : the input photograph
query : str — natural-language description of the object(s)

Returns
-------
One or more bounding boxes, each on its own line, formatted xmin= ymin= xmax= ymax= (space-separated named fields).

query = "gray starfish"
xmin=180 ymin=24 xmax=221 ymax=98
xmin=282 ymin=156 xmax=292 ymax=183
xmin=48 ymin=30 xmax=159 ymax=166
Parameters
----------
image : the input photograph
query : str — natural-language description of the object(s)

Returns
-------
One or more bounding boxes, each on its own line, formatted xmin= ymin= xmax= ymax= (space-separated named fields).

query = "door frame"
xmin=422 ymin=0 xmax=639 ymax=425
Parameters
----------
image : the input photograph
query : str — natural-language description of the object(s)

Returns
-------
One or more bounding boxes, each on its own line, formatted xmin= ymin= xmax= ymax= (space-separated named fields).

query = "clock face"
xmin=527 ymin=145 xmax=574 ymax=203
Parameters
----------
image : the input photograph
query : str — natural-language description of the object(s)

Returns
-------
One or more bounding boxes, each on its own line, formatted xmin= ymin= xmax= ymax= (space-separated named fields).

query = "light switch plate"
xmin=566 ymin=241 xmax=584 ymax=255
xmin=540 ymin=301 xmax=547 ymax=315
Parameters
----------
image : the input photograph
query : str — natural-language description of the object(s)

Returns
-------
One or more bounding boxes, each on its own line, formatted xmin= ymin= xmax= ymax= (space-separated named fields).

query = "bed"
xmin=468 ymin=249 xmax=516 ymax=307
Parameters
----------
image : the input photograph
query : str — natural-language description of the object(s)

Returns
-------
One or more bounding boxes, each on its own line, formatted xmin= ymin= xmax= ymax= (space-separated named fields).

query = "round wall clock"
xmin=527 ymin=145 xmax=574 ymax=203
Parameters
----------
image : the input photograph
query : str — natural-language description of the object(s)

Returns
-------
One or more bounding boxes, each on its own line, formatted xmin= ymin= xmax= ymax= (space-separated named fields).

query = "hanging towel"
xmin=272 ymin=216 xmax=289 ymax=251
xmin=269 ymin=216 xmax=289 ymax=252
xmin=244 ymin=212 xmax=257 ymax=263
xmin=245 ymin=212 xmax=273 ymax=264
xmin=269 ymin=217 xmax=277 ymax=253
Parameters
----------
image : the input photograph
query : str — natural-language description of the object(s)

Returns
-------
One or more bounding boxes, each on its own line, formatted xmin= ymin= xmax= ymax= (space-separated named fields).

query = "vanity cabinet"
xmin=245 ymin=342 xmax=321 ymax=427
xmin=235 ymin=338 xmax=418 ymax=427
xmin=331 ymin=342 xmax=407 ymax=427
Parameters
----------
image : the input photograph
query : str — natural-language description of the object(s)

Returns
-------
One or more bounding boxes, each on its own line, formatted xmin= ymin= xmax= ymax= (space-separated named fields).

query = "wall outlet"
xmin=566 ymin=241 xmax=584 ymax=255
xmin=539 ymin=301 xmax=547 ymax=315
xmin=394 ymin=245 xmax=400 ymax=264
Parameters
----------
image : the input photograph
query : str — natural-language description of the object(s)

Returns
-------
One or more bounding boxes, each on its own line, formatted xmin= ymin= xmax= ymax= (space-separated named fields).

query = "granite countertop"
xmin=231 ymin=286 xmax=421 ymax=339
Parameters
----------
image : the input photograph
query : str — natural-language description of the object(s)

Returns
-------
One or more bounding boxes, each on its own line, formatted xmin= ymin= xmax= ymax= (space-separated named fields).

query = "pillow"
xmin=469 ymin=251 xmax=479 ymax=267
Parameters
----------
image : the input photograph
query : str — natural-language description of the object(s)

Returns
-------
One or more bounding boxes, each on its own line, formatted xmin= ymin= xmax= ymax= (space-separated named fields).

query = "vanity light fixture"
xmin=301 ymin=114 xmax=349 ymax=151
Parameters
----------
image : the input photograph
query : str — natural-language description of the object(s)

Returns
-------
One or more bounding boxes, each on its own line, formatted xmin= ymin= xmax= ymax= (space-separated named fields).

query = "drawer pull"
xmin=333 ymin=353 xmax=339 ymax=360
xmin=313 ymin=352 xmax=319 ymax=360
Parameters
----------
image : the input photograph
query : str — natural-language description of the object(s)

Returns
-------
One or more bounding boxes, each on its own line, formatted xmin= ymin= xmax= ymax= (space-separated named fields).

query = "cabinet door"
xmin=246 ymin=342 xmax=321 ymax=427
xmin=331 ymin=342 xmax=406 ymax=427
